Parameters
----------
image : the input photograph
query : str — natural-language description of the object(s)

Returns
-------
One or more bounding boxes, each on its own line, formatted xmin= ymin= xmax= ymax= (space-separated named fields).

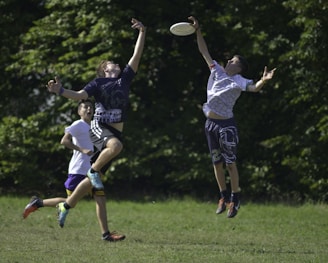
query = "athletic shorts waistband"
xmin=207 ymin=117 xmax=235 ymax=125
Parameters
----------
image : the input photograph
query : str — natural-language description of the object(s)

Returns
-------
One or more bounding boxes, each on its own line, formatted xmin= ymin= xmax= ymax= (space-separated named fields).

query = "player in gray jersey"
xmin=189 ymin=16 xmax=276 ymax=218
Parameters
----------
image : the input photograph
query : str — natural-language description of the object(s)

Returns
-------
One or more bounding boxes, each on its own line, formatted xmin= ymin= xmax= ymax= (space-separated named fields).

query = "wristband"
xmin=261 ymin=77 xmax=267 ymax=84
xmin=59 ymin=86 xmax=64 ymax=95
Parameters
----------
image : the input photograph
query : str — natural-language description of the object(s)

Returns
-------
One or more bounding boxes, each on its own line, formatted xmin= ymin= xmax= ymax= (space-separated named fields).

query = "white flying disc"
xmin=170 ymin=22 xmax=195 ymax=36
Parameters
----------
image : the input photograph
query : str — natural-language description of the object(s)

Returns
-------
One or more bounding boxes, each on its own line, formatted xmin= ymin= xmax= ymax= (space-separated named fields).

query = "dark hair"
xmin=78 ymin=99 xmax=93 ymax=108
xmin=234 ymin=55 xmax=249 ymax=75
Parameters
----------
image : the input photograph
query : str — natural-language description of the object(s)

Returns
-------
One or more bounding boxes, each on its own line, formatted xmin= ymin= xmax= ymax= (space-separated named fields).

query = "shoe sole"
xmin=104 ymin=236 xmax=126 ymax=242
xmin=23 ymin=205 xmax=38 ymax=219
xmin=23 ymin=199 xmax=40 ymax=219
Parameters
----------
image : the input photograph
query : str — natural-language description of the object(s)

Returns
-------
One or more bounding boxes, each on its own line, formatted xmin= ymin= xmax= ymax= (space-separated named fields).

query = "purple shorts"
xmin=205 ymin=118 xmax=239 ymax=164
xmin=64 ymin=174 xmax=86 ymax=191
xmin=64 ymin=174 xmax=105 ymax=196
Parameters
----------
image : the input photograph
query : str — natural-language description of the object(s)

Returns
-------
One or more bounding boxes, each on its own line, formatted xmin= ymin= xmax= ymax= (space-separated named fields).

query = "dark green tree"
xmin=1 ymin=0 xmax=327 ymax=202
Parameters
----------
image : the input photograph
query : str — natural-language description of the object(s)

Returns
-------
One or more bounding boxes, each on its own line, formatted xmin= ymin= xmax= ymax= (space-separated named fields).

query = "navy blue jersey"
xmin=84 ymin=65 xmax=135 ymax=123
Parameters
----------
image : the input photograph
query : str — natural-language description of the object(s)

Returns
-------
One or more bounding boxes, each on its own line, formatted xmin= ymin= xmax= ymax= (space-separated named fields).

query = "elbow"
xmin=60 ymin=138 xmax=68 ymax=146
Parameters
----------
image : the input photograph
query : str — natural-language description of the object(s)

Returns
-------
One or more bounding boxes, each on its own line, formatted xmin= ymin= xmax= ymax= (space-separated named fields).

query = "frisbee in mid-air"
xmin=170 ymin=22 xmax=196 ymax=36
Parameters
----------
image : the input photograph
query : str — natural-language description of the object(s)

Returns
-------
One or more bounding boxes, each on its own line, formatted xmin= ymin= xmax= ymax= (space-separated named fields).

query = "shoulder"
xmin=84 ymin=79 xmax=97 ymax=90
xmin=123 ymin=64 xmax=136 ymax=75
xmin=234 ymin=75 xmax=253 ymax=90
xmin=69 ymin=119 xmax=81 ymax=126
xmin=120 ymin=65 xmax=136 ymax=83
xmin=66 ymin=120 xmax=82 ymax=130
xmin=211 ymin=60 xmax=222 ymax=69
xmin=210 ymin=60 xmax=224 ymax=73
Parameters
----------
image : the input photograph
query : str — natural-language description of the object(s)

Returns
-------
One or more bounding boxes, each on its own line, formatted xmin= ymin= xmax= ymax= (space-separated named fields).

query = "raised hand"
xmin=188 ymin=16 xmax=200 ymax=31
xmin=47 ymin=76 xmax=62 ymax=95
xmin=262 ymin=67 xmax=277 ymax=82
xmin=131 ymin=18 xmax=145 ymax=32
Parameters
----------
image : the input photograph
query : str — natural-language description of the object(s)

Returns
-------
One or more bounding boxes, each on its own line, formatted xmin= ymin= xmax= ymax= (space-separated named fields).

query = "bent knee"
xmin=106 ymin=137 xmax=123 ymax=153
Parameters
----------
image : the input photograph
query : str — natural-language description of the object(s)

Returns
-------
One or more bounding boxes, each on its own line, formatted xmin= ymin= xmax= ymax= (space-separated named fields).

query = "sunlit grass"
xmin=0 ymin=196 xmax=327 ymax=262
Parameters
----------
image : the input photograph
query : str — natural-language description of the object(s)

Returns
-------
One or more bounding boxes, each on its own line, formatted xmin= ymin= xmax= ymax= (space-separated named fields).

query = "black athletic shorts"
xmin=89 ymin=120 xmax=123 ymax=174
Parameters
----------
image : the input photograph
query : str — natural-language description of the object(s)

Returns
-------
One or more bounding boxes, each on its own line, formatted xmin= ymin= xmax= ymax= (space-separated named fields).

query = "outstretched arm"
xmin=47 ymin=76 xmax=88 ymax=100
xmin=188 ymin=16 xmax=213 ymax=68
xmin=128 ymin=18 xmax=146 ymax=73
xmin=247 ymin=66 xmax=277 ymax=92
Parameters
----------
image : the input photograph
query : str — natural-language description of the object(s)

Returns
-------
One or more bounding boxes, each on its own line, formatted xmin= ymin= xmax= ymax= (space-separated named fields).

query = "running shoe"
xmin=216 ymin=198 xmax=229 ymax=214
xmin=227 ymin=201 xmax=240 ymax=218
xmin=23 ymin=196 xmax=43 ymax=219
xmin=87 ymin=169 xmax=104 ymax=190
xmin=57 ymin=202 xmax=69 ymax=228
xmin=102 ymin=231 xmax=126 ymax=242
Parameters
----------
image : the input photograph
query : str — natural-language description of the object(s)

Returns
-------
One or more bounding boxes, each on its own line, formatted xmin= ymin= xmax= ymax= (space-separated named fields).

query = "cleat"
xmin=87 ymin=169 xmax=104 ymax=190
xmin=102 ymin=231 xmax=126 ymax=242
xmin=57 ymin=202 xmax=69 ymax=228
xmin=227 ymin=201 xmax=240 ymax=218
xmin=23 ymin=196 xmax=43 ymax=219
xmin=216 ymin=198 xmax=229 ymax=214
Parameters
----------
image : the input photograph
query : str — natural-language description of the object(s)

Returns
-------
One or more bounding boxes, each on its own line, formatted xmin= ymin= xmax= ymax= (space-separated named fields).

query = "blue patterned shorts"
xmin=205 ymin=118 xmax=239 ymax=164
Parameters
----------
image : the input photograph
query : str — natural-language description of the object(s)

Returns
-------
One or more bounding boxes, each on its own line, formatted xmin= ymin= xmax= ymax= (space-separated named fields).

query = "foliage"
xmin=0 ymin=0 xmax=327 ymax=201
xmin=259 ymin=0 xmax=328 ymax=201
xmin=0 ymin=111 xmax=68 ymax=193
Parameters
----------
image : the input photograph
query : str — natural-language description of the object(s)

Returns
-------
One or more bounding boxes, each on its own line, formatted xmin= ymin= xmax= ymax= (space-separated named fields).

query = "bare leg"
xmin=65 ymin=177 xmax=92 ymax=208
xmin=94 ymin=195 xmax=108 ymax=234
xmin=213 ymin=162 xmax=226 ymax=191
xmin=226 ymin=162 xmax=239 ymax=193
xmin=92 ymin=138 xmax=122 ymax=171
xmin=88 ymin=138 xmax=122 ymax=237
xmin=43 ymin=197 xmax=66 ymax=207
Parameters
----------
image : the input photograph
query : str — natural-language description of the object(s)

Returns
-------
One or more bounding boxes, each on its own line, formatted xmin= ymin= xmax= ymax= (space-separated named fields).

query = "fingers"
xmin=264 ymin=66 xmax=277 ymax=74
xmin=263 ymin=66 xmax=268 ymax=74
xmin=55 ymin=76 xmax=61 ymax=85
xmin=46 ymin=76 xmax=61 ymax=93
xmin=262 ymin=66 xmax=277 ymax=82
xmin=188 ymin=16 xmax=195 ymax=22
xmin=188 ymin=16 xmax=199 ymax=30
xmin=131 ymin=18 xmax=145 ymax=31
xmin=47 ymin=76 xmax=61 ymax=87
xmin=47 ymin=79 xmax=54 ymax=90
xmin=265 ymin=67 xmax=277 ymax=78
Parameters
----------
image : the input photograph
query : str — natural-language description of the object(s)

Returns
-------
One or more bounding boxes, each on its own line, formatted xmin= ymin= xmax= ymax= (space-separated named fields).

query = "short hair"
xmin=234 ymin=55 xmax=249 ymax=75
xmin=78 ymin=99 xmax=93 ymax=109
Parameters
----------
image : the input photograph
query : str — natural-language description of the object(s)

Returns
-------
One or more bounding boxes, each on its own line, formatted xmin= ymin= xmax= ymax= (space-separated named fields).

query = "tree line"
xmin=0 ymin=0 xmax=327 ymax=202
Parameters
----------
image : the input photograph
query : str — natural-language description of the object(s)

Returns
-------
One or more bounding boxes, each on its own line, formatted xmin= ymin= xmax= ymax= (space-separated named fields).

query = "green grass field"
xmin=0 ymin=196 xmax=327 ymax=263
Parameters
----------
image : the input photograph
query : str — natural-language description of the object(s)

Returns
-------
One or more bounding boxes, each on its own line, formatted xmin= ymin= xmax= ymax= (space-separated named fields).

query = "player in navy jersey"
xmin=46 ymin=18 xmax=146 ymax=239
xmin=189 ymin=16 xmax=276 ymax=218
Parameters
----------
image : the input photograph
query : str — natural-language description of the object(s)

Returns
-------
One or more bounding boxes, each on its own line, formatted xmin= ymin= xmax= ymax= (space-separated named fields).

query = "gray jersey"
xmin=203 ymin=60 xmax=253 ymax=118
